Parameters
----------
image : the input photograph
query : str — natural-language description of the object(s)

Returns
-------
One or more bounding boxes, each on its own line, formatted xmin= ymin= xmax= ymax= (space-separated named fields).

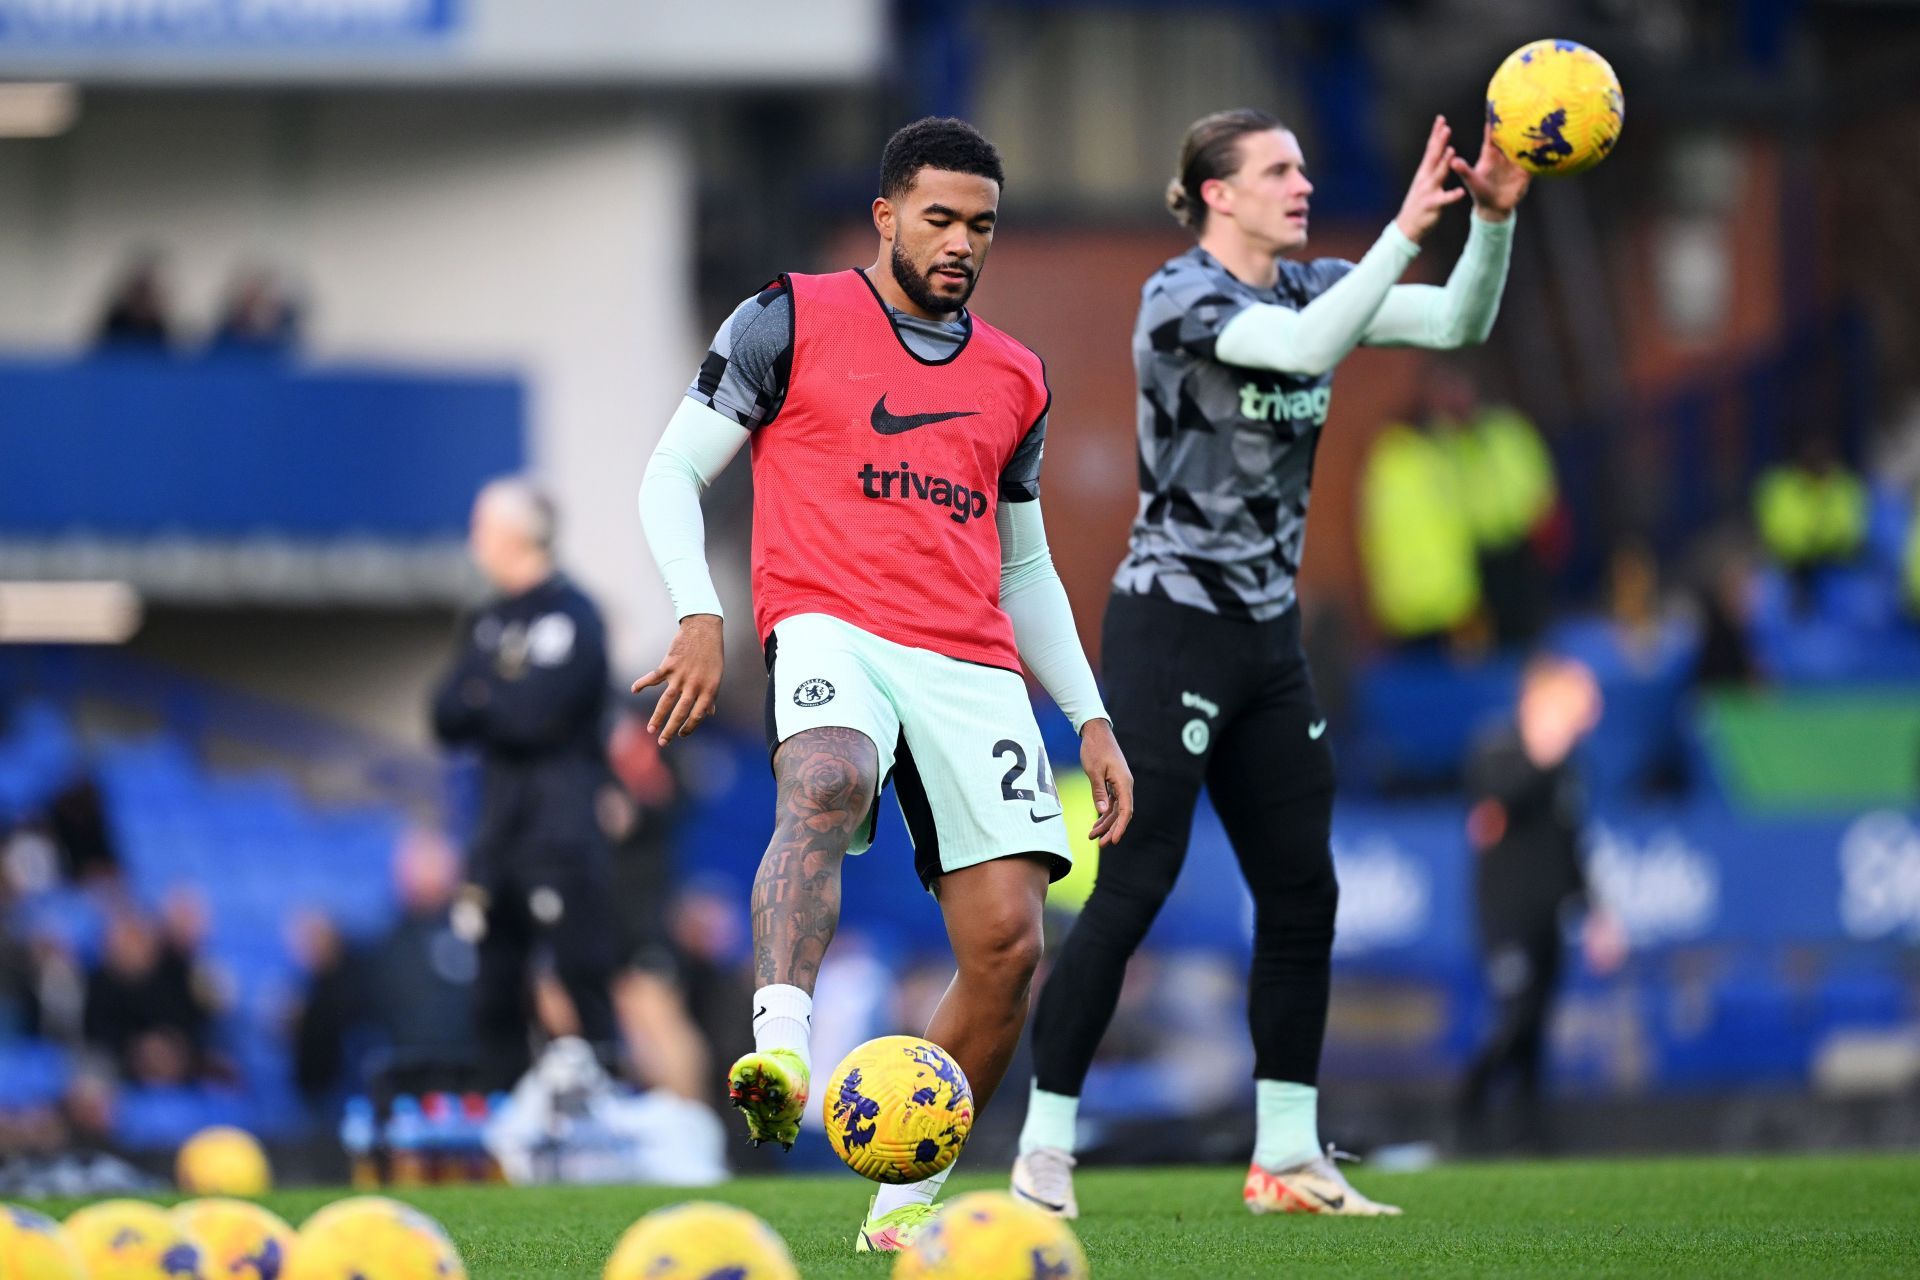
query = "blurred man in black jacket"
xmin=1457 ymin=655 xmax=1625 ymax=1151
xmin=433 ymin=478 xmax=618 ymax=1086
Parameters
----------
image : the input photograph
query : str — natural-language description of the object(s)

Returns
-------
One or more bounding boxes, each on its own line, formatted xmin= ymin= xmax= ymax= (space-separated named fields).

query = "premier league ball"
xmin=175 ymin=1125 xmax=273 ymax=1197
xmin=602 ymin=1203 xmax=798 ymax=1280
xmin=283 ymin=1197 xmax=466 ymax=1280
xmin=1486 ymin=39 xmax=1624 ymax=176
xmin=891 ymin=1192 xmax=1089 ymax=1280
xmin=0 ymin=1204 xmax=86 ymax=1280
xmin=173 ymin=1199 xmax=295 ymax=1280
xmin=825 ymin=1036 xmax=974 ymax=1184
xmin=64 ymin=1200 xmax=209 ymax=1280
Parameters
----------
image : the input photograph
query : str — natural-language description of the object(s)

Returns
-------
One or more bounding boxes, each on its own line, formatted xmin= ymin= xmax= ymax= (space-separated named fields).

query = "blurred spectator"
xmin=602 ymin=712 xmax=709 ymax=1102
xmin=94 ymin=255 xmax=174 ymax=352
xmin=82 ymin=896 xmax=223 ymax=1086
xmin=0 ymin=852 xmax=40 ymax=1040
xmin=365 ymin=829 xmax=478 ymax=1070
xmin=1904 ymin=503 xmax=1920 ymax=620
xmin=209 ymin=264 xmax=301 ymax=358
xmin=1754 ymin=434 xmax=1867 ymax=607
xmin=44 ymin=778 xmax=120 ymax=882
xmin=289 ymin=910 xmax=354 ymax=1103
xmin=1437 ymin=368 xmax=1558 ymax=647
xmin=1457 ymin=656 xmax=1625 ymax=1153
xmin=1360 ymin=394 xmax=1482 ymax=650
xmin=290 ymin=829 xmax=478 ymax=1101
xmin=432 ymin=478 xmax=619 ymax=1087
xmin=1605 ymin=541 xmax=1663 ymax=662
xmin=1687 ymin=533 xmax=1762 ymax=688
xmin=663 ymin=878 xmax=754 ymax=1120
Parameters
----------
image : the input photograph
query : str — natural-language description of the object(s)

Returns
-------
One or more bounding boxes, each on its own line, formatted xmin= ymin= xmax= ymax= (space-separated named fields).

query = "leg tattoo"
xmin=751 ymin=727 xmax=874 ymax=990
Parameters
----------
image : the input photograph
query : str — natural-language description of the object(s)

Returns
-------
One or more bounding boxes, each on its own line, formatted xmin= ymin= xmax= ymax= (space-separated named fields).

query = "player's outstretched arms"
xmin=1212 ymin=117 xmax=1463 ymax=377
xmin=1080 ymin=718 xmax=1134 ymax=847
xmin=1363 ymin=123 xmax=1528 ymax=350
xmin=634 ymin=613 xmax=723 ymax=745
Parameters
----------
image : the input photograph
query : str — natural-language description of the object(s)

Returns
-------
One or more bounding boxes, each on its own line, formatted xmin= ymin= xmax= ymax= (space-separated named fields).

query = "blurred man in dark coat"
xmin=433 ymin=478 xmax=619 ymax=1086
xmin=1458 ymin=656 xmax=1626 ymax=1151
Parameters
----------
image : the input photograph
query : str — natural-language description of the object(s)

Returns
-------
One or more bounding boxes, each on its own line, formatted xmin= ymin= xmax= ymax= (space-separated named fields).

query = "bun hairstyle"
xmin=1166 ymin=108 xmax=1287 ymax=232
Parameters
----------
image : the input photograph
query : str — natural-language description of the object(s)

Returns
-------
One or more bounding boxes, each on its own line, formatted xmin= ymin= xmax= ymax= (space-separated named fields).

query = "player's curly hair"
xmin=880 ymin=117 xmax=1005 ymax=200
xmin=1167 ymin=108 xmax=1288 ymax=232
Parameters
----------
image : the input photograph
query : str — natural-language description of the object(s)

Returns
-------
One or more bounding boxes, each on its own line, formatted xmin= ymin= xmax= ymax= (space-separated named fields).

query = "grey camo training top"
xmin=1111 ymin=246 xmax=1354 ymax=621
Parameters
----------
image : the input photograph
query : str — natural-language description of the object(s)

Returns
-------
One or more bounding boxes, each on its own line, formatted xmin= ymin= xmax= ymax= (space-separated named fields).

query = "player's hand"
xmin=1450 ymin=121 xmax=1531 ymax=221
xmin=633 ymin=614 xmax=724 ymax=745
xmin=1079 ymin=718 xmax=1134 ymax=847
xmin=1393 ymin=116 xmax=1468 ymax=244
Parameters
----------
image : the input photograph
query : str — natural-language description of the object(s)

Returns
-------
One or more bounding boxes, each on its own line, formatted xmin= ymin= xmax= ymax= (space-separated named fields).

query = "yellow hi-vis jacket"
xmin=1754 ymin=465 xmax=1867 ymax=568
xmin=1446 ymin=407 xmax=1557 ymax=552
xmin=1361 ymin=423 xmax=1482 ymax=638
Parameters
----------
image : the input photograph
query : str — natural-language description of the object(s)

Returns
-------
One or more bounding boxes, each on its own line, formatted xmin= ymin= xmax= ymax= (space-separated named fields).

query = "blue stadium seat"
xmin=0 ymin=1039 xmax=72 ymax=1109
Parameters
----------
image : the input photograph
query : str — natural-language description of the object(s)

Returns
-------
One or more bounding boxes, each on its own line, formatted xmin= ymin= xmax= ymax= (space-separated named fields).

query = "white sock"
xmin=870 ymin=1163 xmax=954 ymax=1218
xmin=1017 ymin=1083 xmax=1079 ymax=1155
xmin=750 ymin=984 xmax=813 ymax=1077
xmin=1252 ymin=1079 xmax=1320 ymax=1170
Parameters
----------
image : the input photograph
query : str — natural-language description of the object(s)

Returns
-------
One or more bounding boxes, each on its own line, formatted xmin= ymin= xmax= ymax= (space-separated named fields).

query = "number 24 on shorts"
xmin=995 ymin=739 xmax=1061 ymax=819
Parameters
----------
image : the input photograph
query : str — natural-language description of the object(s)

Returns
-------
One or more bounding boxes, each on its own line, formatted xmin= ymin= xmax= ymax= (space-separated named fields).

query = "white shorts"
xmin=763 ymin=612 xmax=1072 ymax=889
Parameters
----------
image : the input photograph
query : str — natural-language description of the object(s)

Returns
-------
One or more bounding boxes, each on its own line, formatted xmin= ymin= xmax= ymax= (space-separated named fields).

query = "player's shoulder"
xmin=723 ymin=277 xmax=793 ymax=326
xmin=1139 ymin=248 xmax=1255 ymax=330
xmin=969 ymin=312 xmax=1047 ymax=382
xmin=1142 ymin=247 xmax=1225 ymax=303
xmin=1279 ymin=255 xmax=1355 ymax=303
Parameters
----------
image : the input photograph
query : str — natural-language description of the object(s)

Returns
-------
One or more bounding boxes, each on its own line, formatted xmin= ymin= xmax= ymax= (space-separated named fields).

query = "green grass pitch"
xmin=30 ymin=1153 xmax=1920 ymax=1277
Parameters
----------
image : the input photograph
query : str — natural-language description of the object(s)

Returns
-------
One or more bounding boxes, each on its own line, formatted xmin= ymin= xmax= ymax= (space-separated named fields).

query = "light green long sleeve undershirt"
xmin=1212 ymin=209 xmax=1517 ymax=373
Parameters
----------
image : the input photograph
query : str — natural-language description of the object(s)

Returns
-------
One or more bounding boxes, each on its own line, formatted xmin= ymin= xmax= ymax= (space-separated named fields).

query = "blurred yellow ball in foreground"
xmin=603 ymin=1202 xmax=799 ymax=1280
xmin=284 ymin=1196 xmax=467 ymax=1280
xmin=64 ymin=1199 xmax=210 ymax=1280
xmin=174 ymin=1198 xmax=296 ymax=1280
xmin=0 ymin=1203 xmax=86 ymax=1280
xmin=892 ymin=1192 xmax=1089 ymax=1280
xmin=177 ymin=1125 xmax=273 ymax=1196
xmin=1486 ymin=39 xmax=1623 ymax=176
xmin=825 ymin=1035 xmax=974 ymax=1184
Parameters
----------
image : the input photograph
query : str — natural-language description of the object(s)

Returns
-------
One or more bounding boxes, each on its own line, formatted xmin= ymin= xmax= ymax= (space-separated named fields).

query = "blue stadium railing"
xmin=0 ymin=354 xmax=523 ymax=540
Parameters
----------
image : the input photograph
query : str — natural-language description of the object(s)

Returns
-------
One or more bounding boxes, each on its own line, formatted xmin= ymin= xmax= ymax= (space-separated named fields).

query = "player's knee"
xmin=961 ymin=912 xmax=1043 ymax=991
xmin=1253 ymin=860 xmax=1338 ymax=940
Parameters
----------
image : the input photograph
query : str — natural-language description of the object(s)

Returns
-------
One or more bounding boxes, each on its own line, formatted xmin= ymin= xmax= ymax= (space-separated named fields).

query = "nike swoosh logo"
xmin=871 ymin=393 xmax=978 ymax=435
xmin=1304 ymin=1187 xmax=1345 ymax=1211
xmin=1308 ymin=719 xmax=1328 ymax=740
xmin=754 ymin=1006 xmax=768 ymax=1020
xmin=1011 ymin=1183 xmax=1068 ymax=1213
xmin=1029 ymin=809 xmax=1060 ymax=823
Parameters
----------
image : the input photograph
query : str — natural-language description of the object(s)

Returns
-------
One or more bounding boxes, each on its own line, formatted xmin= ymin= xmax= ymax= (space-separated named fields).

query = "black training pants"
xmin=1456 ymin=923 xmax=1562 ymax=1147
xmin=1033 ymin=593 xmax=1339 ymax=1093
xmin=475 ymin=857 xmax=620 ymax=1087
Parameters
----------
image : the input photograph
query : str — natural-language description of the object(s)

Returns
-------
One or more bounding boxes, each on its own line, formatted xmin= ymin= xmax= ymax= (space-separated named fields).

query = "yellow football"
xmin=283 ymin=1196 xmax=466 ymax=1280
xmin=64 ymin=1199 xmax=210 ymax=1280
xmin=892 ymin=1191 xmax=1089 ymax=1280
xmin=602 ymin=1202 xmax=799 ymax=1280
xmin=825 ymin=1035 xmax=974 ymax=1184
xmin=0 ymin=1203 xmax=86 ymax=1280
xmin=1486 ymin=39 xmax=1624 ymax=176
xmin=174 ymin=1198 xmax=296 ymax=1280
xmin=176 ymin=1125 xmax=272 ymax=1197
